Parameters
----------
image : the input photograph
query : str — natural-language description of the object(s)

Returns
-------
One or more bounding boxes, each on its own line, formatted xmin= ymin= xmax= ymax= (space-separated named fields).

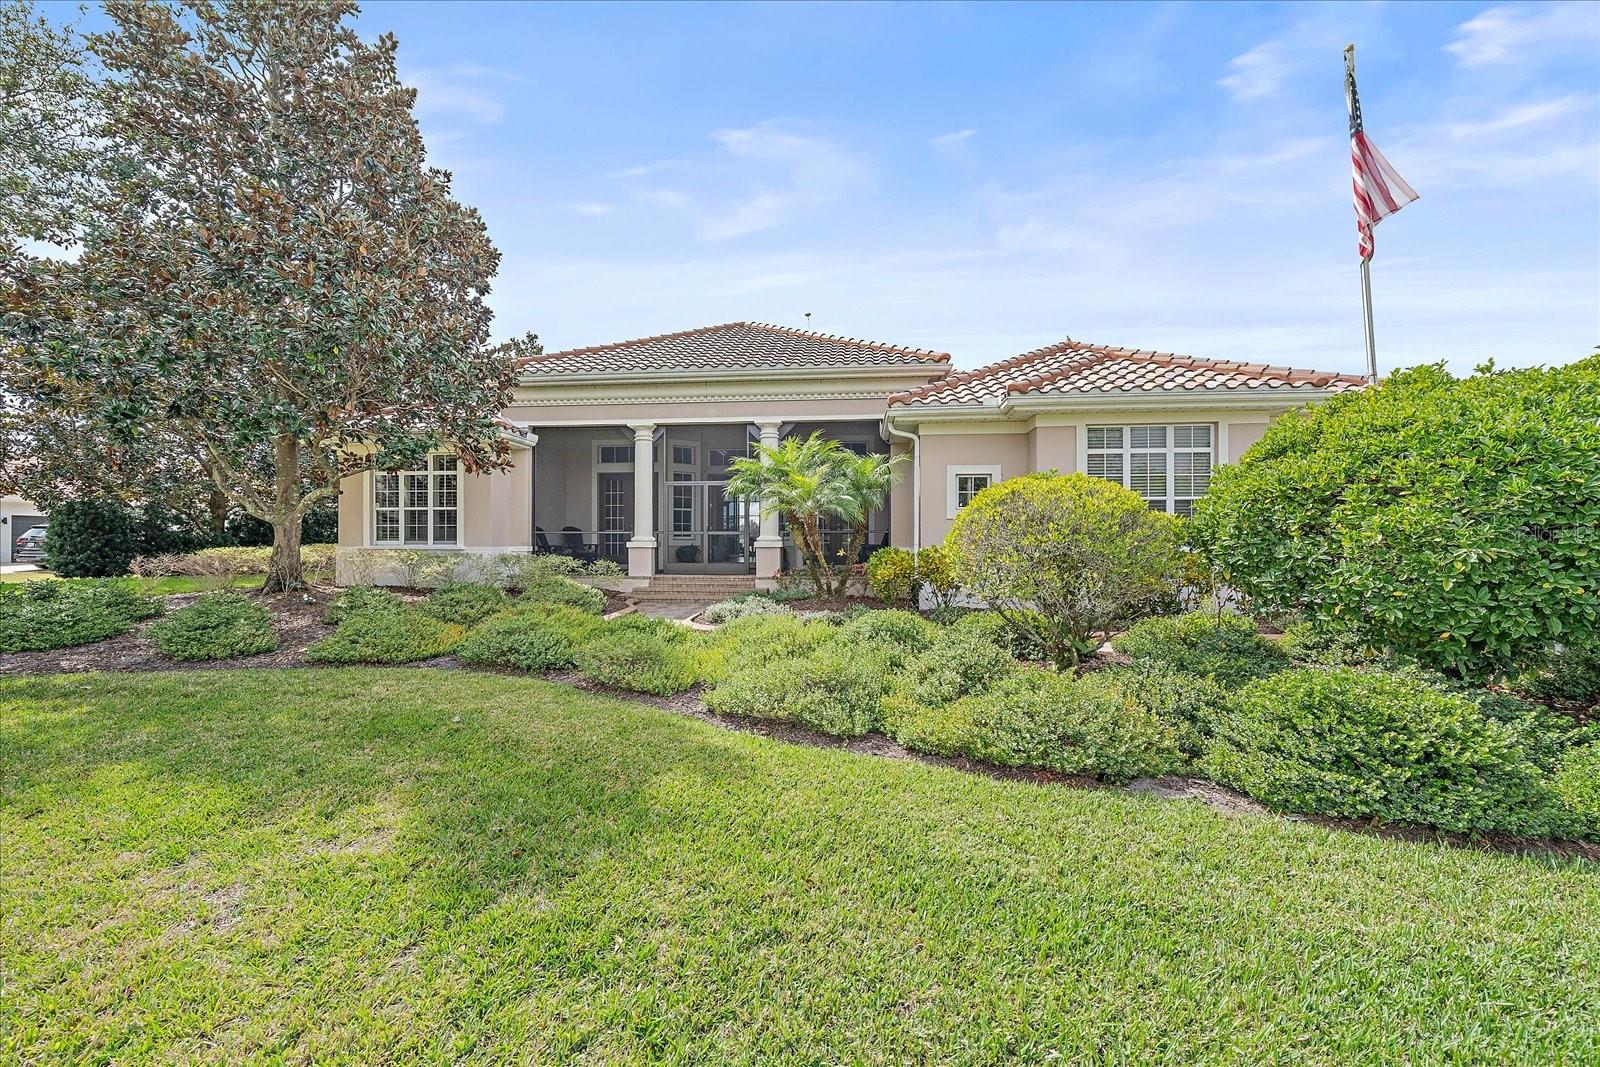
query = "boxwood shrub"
xmin=886 ymin=668 xmax=1182 ymax=781
xmin=0 ymin=580 xmax=162 ymax=653
xmin=1523 ymin=636 xmax=1600 ymax=707
xmin=893 ymin=626 xmax=1018 ymax=709
xmin=147 ymin=592 xmax=278 ymax=661
xmin=833 ymin=609 xmax=939 ymax=668
xmin=696 ymin=614 xmax=836 ymax=683
xmin=307 ymin=608 xmax=465 ymax=664
xmin=421 ymin=582 xmax=509 ymax=626
xmin=706 ymin=643 xmax=895 ymax=736
xmin=1076 ymin=665 xmax=1228 ymax=760
xmin=1553 ymin=742 xmax=1600 ymax=837
xmin=574 ymin=630 xmax=700 ymax=695
xmin=455 ymin=605 xmax=607 ymax=672
xmin=519 ymin=575 xmax=606 ymax=615
xmin=323 ymin=586 xmax=405 ymax=625
xmin=1279 ymin=621 xmax=1380 ymax=668
xmin=1113 ymin=611 xmax=1288 ymax=686
xmin=1203 ymin=668 xmax=1569 ymax=836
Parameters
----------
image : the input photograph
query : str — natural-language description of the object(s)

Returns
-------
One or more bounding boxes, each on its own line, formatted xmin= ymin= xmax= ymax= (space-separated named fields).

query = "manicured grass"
xmin=0 ymin=571 xmax=262 ymax=593
xmin=3 ymin=670 xmax=1598 ymax=1065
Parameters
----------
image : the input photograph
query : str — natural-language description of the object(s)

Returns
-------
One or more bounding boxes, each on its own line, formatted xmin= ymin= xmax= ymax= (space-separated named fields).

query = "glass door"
xmin=660 ymin=479 xmax=756 ymax=574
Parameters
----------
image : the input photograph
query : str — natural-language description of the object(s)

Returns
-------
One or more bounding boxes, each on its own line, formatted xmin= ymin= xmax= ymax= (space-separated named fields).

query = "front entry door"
xmin=595 ymin=472 xmax=633 ymax=565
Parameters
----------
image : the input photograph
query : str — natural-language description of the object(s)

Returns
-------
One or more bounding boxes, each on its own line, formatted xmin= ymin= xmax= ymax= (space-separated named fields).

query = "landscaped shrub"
xmin=1113 ymin=611 xmax=1288 ymax=687
xmin=864 ymin=545 xmax=957 ymax=608
xmin=695 ymin=614 xmax=837 ymax=682
xmin=323 ymin=586 xmax=405 ymax=625
xmin=0 ymin=579 xmax=163 ymax=652
xmin=1552 ymin=742 xmax=1600 ymax=835
xmin=893 ymin=626 xmax=1018 ymax=709
xmin=130 ymin=545 xmax=337 ymax=585
xmin=147 ymin=591 xmax=277 ymax=661
xmin=1191 ymin=358 xmax=1600 ymax=681
xmin=955 ymin=669 xmax=1182 ymax=781
xmin=1523 ymin=637 xmax=1600 ymax=707
xmin=701 ymin=596 xmax=791 ymax=624
xmin=1203 ymin=668 xmax=1568 ymax=836
xmin=949 ymin=610 xmax=1052 ymax=662
xmin=43 ymin=498 xmax=139 ymax=577
xmin=520 ymin=575 xmax=606 ymax=615
xmin=1076 ymin=665 xmax=1228 ymax=760
xmin=706 ymin=644 xmax=893 ymax=736
xmin=946 ymin=473 xmax=1187 ymax=667
xmin=420 ymin=582 xmax=509 ymax=626
xmin=455 ymin=605 xmax=607 ymax=671
xmin=1279 ymin=621 xmax=1379 ymax=668
xmin=307 ymin=608 xmax=465 ymax=664
xmin=574 ymin=630 xmax=700 ymax=695
xmin=833 ymin=609 xmax=939 ymax=667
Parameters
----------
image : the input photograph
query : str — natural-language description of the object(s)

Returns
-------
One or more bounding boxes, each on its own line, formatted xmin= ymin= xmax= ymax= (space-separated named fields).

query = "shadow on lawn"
xmin=0 ymin=669 xmax=766 ymax=911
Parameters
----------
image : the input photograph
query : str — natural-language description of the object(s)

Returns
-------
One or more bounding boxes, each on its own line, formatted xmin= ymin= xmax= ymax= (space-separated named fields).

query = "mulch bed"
xmin=3 ymin=589 xmax=1595 ymax=864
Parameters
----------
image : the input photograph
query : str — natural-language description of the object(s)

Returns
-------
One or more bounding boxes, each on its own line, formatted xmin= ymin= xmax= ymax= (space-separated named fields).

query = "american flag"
xmin=1345 ymin=49 xmax=1417 ymax=261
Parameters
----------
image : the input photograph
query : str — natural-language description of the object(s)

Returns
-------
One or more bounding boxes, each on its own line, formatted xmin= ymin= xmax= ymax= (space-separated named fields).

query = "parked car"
xmin=13 ymin=524 xmax=47 ymax=564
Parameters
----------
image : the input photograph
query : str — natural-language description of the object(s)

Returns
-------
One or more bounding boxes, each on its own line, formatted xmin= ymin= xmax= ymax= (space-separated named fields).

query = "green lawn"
xmin=3 ymin=670 xmax=1598 ymax=1065
xmin=0 ymin=572 xmax=262 ymax=593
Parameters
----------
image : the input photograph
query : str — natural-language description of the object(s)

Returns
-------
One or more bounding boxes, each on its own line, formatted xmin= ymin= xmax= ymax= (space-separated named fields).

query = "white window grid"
xmin=373 ymin=454 xmax=458 ymax=546
xmin=1086 ymin=424 xmax=1213 ymax=515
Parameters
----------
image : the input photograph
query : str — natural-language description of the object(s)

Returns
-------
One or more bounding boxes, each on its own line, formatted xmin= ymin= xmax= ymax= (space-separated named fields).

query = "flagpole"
xmin=1346 ymin=44 xmax=1379 ymax=384
xmin=1359 ymin=256 xmax=1377 ymax=383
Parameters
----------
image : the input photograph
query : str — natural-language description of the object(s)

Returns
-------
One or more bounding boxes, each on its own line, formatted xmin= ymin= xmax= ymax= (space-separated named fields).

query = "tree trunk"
xmin=207 ymin=487 xmax=230 ymax=536
xmin=260 ymin=435 xmax=305 ymax=593
xmin=839 ymin=522 xmax=868 ymax=599
xmin=794 ymin=514 xmax=828 ymax=598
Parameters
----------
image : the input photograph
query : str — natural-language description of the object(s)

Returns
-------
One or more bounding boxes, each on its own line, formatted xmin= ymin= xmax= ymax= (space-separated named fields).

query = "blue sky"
xmin=64 ymin=1 xmax=1600 ymax=373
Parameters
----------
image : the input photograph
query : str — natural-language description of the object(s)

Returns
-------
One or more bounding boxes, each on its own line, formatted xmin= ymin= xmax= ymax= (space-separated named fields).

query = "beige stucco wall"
xmin=1227 ymin=421 xmax=1269 ymax=463
xmin=917 ymin=429 xmax=1032 ymax=545
xmin=901 ymin=410 xmax=1293 ymax=548
xmin=504 ymin=394 xmax=893 ymax=427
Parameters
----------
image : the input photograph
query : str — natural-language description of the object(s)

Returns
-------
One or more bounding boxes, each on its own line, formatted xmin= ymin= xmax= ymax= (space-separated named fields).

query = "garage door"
xmin=9 ymin=515 xmax=44 ymax=563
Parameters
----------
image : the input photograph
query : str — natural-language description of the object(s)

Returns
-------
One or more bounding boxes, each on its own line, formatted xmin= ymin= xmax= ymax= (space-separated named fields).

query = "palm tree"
xmin=727 ymin=433 xmax=902 ymax=598
xmin=831 ymin=450 xmax=903 ymax=576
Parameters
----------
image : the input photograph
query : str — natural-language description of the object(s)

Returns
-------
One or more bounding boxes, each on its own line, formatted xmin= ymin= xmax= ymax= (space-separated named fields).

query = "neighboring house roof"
xmin=889 ymin=337 xmax=1367 ymax=410
xmin=517 ymin=321 xmax=951 ymax=380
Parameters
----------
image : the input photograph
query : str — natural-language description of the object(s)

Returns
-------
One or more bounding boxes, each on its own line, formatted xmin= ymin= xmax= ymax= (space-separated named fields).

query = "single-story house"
xmin=334 ymin=322 xmax=1363 ymax=587
xmin=1 ymin=496 xmax=47 ymax=566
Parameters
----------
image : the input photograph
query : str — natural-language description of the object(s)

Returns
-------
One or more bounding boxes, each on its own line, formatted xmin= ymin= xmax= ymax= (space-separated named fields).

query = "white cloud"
xmin=699 ymin=121 xmax=868 ymax=239
xmin=1445 ymin=4 xmax=1600 ymax=68
xmin=606 ymin=160 xmax=676 ymax=180
xmin=407 ymin=66 xmax=513 ymax=124
xmin=1218 ymin=41 xmax=1290 ymax=102
xmin=930 ymin=128 xmax=977 ymax=148
xmin=636 ymin=188 xmax=691 ymax=211
xmin=1446 ymin=95 xmax=1589 ymax=138
xmin=569 ymin=201 xmax=614 ymax=217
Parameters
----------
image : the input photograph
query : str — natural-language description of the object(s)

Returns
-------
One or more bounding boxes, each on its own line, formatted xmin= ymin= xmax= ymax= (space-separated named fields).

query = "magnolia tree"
xmin=947 ymin=472 xmax=1187 ymax=668
xmin=1 ymin=0 xmax=538 ymax=591
xmin=726 ymin=434 xmax=902 ymax=599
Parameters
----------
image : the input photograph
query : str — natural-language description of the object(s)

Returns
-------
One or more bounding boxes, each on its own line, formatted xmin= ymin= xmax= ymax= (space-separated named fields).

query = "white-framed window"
xmin=946 ymin=464 xmax=1002 ymax=518
xmin=671 ymin=472 xmax=694 ymax=536
xmin=373 ymin=455 xmax=458 ymax=546
xmin=671 ymin=443 xmax=696 ymax=466
xmin=1086 ymin=423 xmax=1213 ymax=515
xmin=597 ymin=443 xmax=634 ymax=466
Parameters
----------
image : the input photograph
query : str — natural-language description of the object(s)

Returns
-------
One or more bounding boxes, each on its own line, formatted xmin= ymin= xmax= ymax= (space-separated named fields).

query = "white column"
xmin=753 ymin=420 xmax=783 ymax=581
xmin=626 ymin=422 xmax=656 ymax=578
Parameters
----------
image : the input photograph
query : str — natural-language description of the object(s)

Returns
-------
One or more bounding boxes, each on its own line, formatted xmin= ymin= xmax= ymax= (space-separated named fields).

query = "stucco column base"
xmin=626 ymin=541 xmax=656 ymax=579
xmin=755 ymin=543 xmax=782 ymax=580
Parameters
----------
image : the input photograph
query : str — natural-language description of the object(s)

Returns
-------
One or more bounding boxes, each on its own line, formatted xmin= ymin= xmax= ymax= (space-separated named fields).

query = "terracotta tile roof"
xmin=517 ymin=321 xmax=951 ymax=378
xmin=889 ymin=337 xmax=1367 ymax=408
